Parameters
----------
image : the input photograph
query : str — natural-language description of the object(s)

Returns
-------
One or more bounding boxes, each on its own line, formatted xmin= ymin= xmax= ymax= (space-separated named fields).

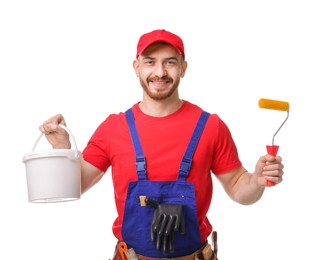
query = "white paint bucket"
xmin=23 ymin=125 xmax=82 ymax=203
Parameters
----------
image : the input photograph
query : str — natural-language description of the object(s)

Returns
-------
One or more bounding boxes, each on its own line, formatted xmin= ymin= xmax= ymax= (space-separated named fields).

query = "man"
xmin=40 ymin=29 xmax=284 ymax=259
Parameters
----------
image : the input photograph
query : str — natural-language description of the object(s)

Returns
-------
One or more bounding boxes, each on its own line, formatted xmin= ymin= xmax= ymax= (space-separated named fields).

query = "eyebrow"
xmin=142 ymin=56 xmax=178 ymax=61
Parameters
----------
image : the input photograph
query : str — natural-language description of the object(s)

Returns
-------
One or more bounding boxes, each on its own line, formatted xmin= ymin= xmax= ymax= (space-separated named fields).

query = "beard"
xmin=139 ymin=76 xmax=180 ymax=101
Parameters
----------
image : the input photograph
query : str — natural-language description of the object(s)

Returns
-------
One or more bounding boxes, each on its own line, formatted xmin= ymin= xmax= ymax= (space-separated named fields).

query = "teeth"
xmin=154 ymin=81 xmax=167 ymax=84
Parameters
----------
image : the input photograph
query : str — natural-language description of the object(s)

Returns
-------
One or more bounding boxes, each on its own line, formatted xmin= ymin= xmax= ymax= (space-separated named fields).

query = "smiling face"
xmin=133 ymin=42 xmax=187 ymax=101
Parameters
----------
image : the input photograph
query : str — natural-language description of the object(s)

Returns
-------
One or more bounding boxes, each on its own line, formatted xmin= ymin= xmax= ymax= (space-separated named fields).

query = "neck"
xmin=139 ymin=95 xmax=183 ymax=117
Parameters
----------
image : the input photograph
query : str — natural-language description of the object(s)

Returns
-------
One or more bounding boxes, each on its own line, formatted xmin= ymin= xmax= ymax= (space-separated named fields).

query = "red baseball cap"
xmin=136 ymin=29 xmax=185 ymax=58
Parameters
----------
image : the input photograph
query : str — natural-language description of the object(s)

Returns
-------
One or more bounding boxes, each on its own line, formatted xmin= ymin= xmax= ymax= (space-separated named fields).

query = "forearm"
xmin=230 ymin=171 xmax=265 ymax=205
xmin=80 ymin=160 xmax=104 ymax=194
xmin=217 ymin=167 xmax=266 ymax=205
xmin=218 ymin=155 xmax=283 ymax=205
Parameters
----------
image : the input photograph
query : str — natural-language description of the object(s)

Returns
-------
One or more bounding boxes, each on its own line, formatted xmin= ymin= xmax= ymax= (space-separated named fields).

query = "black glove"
xmin=145 ymin=197 xmax=185 ymax=255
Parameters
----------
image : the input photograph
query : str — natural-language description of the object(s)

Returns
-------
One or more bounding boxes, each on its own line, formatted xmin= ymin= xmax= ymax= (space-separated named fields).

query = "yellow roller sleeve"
xmin=258 ymin=98 xmax=290 ymax=111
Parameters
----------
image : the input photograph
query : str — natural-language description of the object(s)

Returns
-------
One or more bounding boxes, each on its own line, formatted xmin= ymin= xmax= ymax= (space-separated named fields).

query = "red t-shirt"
xmin=82 ymin=101 xmax=242 ymax=242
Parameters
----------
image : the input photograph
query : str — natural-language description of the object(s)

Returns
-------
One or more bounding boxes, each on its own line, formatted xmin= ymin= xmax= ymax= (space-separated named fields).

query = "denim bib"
xmin=121 ymin=109 xmax=210 ymax=257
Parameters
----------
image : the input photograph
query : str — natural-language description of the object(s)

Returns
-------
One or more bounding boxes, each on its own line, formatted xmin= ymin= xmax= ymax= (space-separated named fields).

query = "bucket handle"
xmin=32 ymin=124 xmax=80 ymax=159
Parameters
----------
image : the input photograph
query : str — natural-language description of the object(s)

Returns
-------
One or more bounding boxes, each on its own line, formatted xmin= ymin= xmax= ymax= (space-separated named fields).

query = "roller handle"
xmin=265 ymin=145 xmax=279 ymax=186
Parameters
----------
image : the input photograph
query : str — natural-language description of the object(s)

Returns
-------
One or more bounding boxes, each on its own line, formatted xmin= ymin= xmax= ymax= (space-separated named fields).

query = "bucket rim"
xmin=23 ymin=149 xmax=82 ymax=162
xmin=30 ymin=196 xmax=80 ymax=203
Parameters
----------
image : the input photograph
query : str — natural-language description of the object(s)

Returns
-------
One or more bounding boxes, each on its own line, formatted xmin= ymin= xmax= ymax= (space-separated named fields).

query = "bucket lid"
xmin=23 ymin=149 xmax=82 ymax=163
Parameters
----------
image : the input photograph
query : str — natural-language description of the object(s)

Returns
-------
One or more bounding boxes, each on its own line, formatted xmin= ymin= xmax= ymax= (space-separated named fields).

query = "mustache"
xmin=148 ymin=76 xmax=172 ymax=82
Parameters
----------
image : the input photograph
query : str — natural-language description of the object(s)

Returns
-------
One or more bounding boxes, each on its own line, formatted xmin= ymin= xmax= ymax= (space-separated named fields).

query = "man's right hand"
xmin=39 ymin=114 xmax=71 ymax=149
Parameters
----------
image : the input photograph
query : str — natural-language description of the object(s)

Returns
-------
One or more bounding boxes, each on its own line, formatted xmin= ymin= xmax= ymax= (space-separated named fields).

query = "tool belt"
xmin=112 ymin=232 xmax=218 ymax=260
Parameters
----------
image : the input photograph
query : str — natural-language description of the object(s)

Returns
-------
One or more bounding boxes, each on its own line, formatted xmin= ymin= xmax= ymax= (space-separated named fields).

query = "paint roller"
xmin=258 ymin=98 xmax=289 ymax=186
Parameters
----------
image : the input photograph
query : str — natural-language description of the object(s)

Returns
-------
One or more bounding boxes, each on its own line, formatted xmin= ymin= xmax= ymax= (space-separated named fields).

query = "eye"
xmin=166 ymin=59 xmax=177 ymax=65
xmin=144 ymin=59 xmax=154 ymax=65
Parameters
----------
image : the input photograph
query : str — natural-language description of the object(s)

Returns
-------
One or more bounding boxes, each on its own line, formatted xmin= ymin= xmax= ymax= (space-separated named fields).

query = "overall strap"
xmin=125 ymin=108 xmax=147 ymax=180
xmin=126 ymin=108 xmax=210 ymax=181
xmin=178 ymin=111 xmax=210 ymax=180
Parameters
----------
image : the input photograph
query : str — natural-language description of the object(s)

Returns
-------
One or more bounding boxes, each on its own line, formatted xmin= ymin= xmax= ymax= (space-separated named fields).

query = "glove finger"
xmin=151 ymin=212 xmax=159 ymax=242
xmin=153 ymin=213 xmax=163 ymax=233
xmin=174 ymin=214 xmax=181 ymax=231
xmin=180 ymin=214 xmax=186 ymax=234
xmin=156 ymin=229 xmax=161 ymax=252
xmin=173 ymin=206 xmax=183 ymax=231
xmin=151 ymin=223 xmax=156 ymax=242
xmin=165 ymin=215 xmax=175 ymax=236
xmin=169 ymin=232 xmax=174 ymax=253
xmin=158 ymin=214 xmax=169 ymax=237
xmin=163 ymin=233 xmax=168 ymax=255
xmin=151 ymin=216 xmax=162 ymax=241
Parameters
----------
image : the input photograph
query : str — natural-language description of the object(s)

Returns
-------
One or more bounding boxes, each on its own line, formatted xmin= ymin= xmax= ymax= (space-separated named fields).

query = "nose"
xmin=154 ymin=63 xmax=167 ymax=78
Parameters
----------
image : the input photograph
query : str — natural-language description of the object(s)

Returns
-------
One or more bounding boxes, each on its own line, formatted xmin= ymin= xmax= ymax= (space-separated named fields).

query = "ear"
xmin=180 ymin=60 xmax=188 ymax=78
xmin=133 ymin=59 xmax=140 ymax=77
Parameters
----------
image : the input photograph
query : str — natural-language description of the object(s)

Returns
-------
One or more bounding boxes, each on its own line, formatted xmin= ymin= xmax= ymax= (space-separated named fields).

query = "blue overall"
xmin=122 ymin=109 xmax=210 ymax=257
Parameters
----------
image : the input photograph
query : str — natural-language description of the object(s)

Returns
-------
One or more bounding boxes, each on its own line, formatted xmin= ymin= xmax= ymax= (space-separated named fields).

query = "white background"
xmin=1 ymin=0 xmax=310 ymax=259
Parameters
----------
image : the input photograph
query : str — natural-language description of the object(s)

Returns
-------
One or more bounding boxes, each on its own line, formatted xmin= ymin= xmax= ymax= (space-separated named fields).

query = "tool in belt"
xmin=120 ymin=109 xmax=213 ymax=257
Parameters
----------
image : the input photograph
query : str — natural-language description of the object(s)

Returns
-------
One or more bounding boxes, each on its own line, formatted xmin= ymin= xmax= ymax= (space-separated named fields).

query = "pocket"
xmin=122 ymin=180 xmax=203 ymax=257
